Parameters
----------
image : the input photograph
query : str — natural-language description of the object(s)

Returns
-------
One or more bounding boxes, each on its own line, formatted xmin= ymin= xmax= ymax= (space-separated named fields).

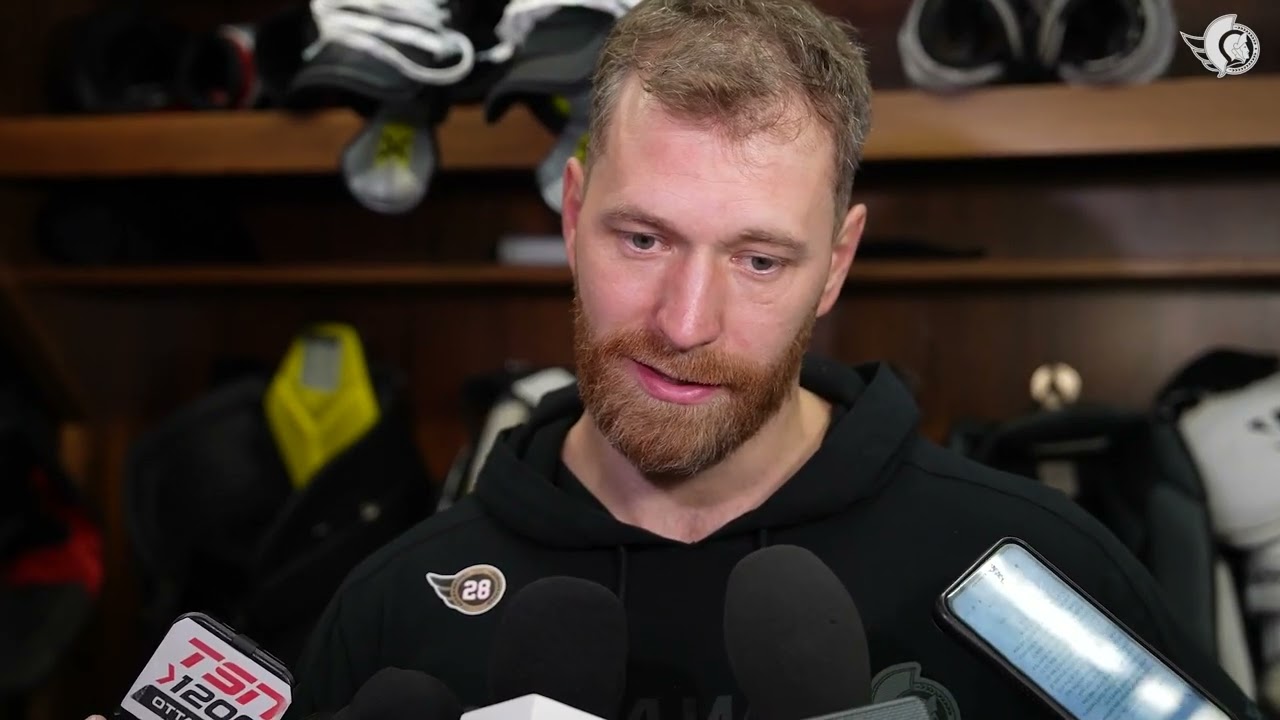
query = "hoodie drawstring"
xmin=615 ymin=545 xmax=629 ymax=605
xmin=755 ymin=527 xmax=770 ymax=549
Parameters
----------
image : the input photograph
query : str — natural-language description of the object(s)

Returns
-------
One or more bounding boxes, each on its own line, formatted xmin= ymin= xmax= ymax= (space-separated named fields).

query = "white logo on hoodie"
xmin=871 ymin=662 xmax=961 ymax=720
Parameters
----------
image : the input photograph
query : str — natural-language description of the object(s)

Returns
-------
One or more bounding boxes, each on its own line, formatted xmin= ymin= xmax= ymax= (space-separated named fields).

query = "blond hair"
xmin=587 ymin=0 xmax=873 ymax=218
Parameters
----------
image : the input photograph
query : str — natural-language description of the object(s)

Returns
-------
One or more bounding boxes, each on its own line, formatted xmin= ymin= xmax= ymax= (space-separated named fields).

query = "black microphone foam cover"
xmin=724 ymin=545 xmax=871 ymax=720
xmin=345 ymin=667 xmax=463 ymax=720
xmin=488 ymin=576 xmax=628 ymax=719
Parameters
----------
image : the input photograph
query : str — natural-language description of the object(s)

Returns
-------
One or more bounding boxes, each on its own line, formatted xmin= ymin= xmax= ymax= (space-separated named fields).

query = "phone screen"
xmin=943 ymin=541 xmax=1230 ymax=720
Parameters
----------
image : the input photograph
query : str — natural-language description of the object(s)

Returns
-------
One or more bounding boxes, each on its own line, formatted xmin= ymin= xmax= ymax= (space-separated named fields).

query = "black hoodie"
xmin=285 ymin=356 xmax=1260 ymax=720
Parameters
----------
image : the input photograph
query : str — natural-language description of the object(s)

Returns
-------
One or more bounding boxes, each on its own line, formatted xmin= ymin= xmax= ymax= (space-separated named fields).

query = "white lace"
xmin=1036 ymin=0 xmax=1177 ymax=84
xmin=305 ymin=0 xmax=477 ymax=86
xmin=897 ymin=0 xmax=1024 ymax=92
xmin=482 ymin=0 xmax=639 ymax=64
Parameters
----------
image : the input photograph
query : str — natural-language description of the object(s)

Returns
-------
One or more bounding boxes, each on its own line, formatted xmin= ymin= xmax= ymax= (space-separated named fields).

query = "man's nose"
xmin=655 ymin=254 xmax=725 ymax=351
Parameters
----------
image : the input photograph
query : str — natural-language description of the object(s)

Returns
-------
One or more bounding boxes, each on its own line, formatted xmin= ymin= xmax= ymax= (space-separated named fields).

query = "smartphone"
xmin=935 ymin=537 xmax=1234 ymax=720
xmin=118 ymin=612 xmax=294 ymax=720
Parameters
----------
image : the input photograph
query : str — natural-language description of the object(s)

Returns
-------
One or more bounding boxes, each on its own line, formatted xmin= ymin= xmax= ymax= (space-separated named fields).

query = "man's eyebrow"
xmin=732 ymin=227 xmax=808 ymax=257
xmin=601 ymin=204 xmax=679 ymax=237
xmin=602 ymin=203 xmax=808 ymax=257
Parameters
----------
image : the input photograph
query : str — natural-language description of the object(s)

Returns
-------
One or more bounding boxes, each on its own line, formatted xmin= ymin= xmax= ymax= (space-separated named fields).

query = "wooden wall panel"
xmin=856 ymin=157 xmax=1280 ymax=260
xmin=829 ymin=288 xmax=1280 ymax=433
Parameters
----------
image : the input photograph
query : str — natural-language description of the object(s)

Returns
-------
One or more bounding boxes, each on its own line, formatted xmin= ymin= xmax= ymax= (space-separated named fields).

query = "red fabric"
xmin=2 ymin=467 xmax=104 ymax=595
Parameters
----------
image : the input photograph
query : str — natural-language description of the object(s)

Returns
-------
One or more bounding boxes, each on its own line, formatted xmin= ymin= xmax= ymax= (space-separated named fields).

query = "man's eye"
xmin=627 ymin=234 xmax=658 ymax=251
xmin=748 ymin=256 xmax=779 ymax=273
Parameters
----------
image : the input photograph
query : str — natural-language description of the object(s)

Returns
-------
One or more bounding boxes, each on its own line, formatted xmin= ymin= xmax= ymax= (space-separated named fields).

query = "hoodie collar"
xmin=472 ymin=355 xmax=920 ymax=549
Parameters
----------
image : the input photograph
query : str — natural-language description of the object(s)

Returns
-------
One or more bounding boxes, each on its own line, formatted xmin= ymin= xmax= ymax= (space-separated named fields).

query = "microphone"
xmin=341 ymin=667 xmax=463 ymax=720
xmin=485 ymin=576 xmax=629 ymax=719
xmin=724 ymin=546 xmax=930 ymax=720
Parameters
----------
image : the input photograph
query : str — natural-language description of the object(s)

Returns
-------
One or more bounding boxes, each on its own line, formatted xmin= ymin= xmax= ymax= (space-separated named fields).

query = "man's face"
xmin=562 ymin=77 xmax=863 ymax=480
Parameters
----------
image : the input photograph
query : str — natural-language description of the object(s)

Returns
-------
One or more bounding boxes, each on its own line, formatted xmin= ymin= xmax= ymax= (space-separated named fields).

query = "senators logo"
xmin=871 ymin=662 xmax=961 ymax=720
xmin=427 ymin=564 xmax=507 ymax=616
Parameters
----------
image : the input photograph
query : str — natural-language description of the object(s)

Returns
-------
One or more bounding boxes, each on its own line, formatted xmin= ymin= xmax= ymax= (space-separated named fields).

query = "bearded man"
xmin=283 ymin=0 xmax=1257 ymax=718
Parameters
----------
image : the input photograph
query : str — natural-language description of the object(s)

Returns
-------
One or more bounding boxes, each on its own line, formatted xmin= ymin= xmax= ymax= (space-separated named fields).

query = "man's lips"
xmin=638 ymin=362 xmax=711 ymax=387
xmin=629 ymin=359 xmax=721 ymax=404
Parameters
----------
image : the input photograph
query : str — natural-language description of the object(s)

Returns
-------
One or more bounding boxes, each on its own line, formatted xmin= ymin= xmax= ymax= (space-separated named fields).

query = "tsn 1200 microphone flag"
xmin=116 ymin=612 xmax=294 ymax=720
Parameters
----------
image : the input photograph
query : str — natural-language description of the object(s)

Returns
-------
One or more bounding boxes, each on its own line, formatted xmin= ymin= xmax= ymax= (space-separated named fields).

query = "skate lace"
xmin=897 ymin=0 xmax=1025 ymax=91
xmin=482 ymin=0 xmax=639 ymax=64
xmin=1035 ymin=0 xmax=1176 ymax=83
xmin=305 ymin=0 xmax=476 ymax=85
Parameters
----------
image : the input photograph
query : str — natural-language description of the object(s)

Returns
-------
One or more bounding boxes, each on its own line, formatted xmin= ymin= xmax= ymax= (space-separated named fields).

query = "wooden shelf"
xmin=13 ymin=258 xmax=1280 ymax=290
xmin=867 ymin=74 xmax=1280 ymax=161
xmin=16 ymin=264 xmax=574 ymax=288
xmin=0 ymin=75 xmax=1275 ymax=178
xmin=0 ymin=103 xmax=554 ymax=177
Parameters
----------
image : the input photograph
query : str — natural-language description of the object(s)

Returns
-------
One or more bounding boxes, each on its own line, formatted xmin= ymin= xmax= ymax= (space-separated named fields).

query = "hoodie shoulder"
xmin=904 ymin=439 xmax=1085 ymax=516
xmin=897 ymin=438 xmax=1182 ymax=642
xmin=901 ymin=438 xmax=1143 ymax=554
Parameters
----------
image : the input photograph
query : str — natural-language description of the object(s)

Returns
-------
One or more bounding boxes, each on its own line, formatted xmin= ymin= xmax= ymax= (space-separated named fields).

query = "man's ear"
xmin=816 ymin=202 xmax=867 ymax=317
xmin=562 ymin=156 xmax=587 ymax=277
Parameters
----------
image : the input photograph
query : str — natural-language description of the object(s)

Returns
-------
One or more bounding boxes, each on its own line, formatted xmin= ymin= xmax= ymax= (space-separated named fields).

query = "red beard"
xmin=572 ymin=293 xmax=813 ymax=480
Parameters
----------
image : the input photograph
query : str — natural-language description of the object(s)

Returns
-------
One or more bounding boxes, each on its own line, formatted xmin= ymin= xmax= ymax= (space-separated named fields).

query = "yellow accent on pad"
xmin=374 ymin=122 xmax=415 ymax=168
xmin=573 ymin=132 xmax=589 ymax=163
xmin=264 ymin=323 xmax=381 ymax=490
xmin=551 ymin=95 xmax=572 ymax=117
